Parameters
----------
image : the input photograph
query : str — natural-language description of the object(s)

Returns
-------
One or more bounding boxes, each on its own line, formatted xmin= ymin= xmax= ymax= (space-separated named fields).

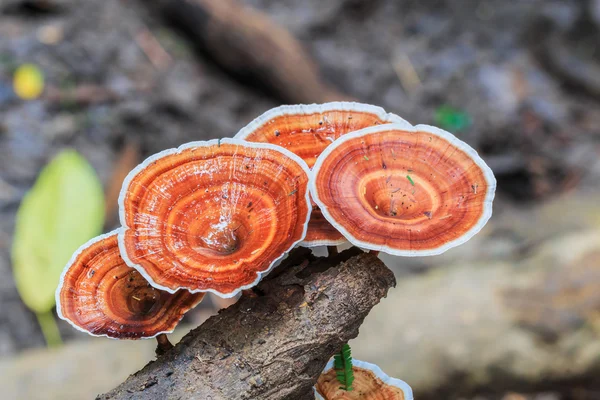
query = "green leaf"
xmin=334 ymin=343 xmax=354 ymax=391
xmin=434 ymin=105 xmax=472 ymax=133
xmin=11 ymin=149 xmax=105 ymax=314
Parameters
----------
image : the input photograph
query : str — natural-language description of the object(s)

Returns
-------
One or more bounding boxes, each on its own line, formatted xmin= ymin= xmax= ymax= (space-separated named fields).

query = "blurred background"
xmin=1 ymin=0 xmax=600 ymax=399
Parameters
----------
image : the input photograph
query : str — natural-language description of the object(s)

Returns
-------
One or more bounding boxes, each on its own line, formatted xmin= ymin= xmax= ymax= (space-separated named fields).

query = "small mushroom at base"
xmin=314 ymin=359 xmax=413 ymax=400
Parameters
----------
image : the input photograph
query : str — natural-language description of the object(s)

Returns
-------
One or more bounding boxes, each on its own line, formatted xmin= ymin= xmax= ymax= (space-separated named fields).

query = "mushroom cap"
xmin=55 ymin=230 xmax=204 ymax=339
xmin=305 ymin=202 xmax=348 ymax=247
xmin=310 ymin=123 xmax=496 ymax=256
xmin=235 ymin=102 xmax=412 ymax=247
xmin=118 ymin=138 xmax=311 ymax=297
xmin=314 ymin=359 xmax=413 ymax=400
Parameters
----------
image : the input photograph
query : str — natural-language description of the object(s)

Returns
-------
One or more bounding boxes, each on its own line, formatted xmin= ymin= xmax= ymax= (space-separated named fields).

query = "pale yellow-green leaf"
xmin=12 ymin=149 xmax=105 ymax=314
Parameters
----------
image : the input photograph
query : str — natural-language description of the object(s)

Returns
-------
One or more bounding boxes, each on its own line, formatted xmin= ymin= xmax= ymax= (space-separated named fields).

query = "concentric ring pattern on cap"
xmin=118 ymin=138 xmax=311 ymax=297
xmin=310 ymin=123 xmax=496 ymax=256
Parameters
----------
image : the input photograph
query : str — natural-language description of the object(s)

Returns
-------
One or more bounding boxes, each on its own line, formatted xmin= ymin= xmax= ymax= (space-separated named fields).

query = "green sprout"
xmin=334 ymin=343 xmax=355 ymax=391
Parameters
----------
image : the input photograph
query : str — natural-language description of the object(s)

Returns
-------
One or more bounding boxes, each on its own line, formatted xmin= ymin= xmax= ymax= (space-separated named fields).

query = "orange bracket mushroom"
xmin=55 ymin=230 xmax=204 ymax=339
xmin=235 ymin=101 xmax=412 ymax=247
xmin=118 ymin=139 xmax=311 ymax=297
xmin=315 ymin=359 xmax=414 ymax=400
xmin=310 ymin=123 xmax=496 ymax=256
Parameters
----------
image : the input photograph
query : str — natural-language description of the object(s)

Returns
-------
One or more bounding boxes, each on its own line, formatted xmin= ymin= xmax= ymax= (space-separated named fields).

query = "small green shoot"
xmin=334 ymin=343 xmax=354 ymax=391
xmin=434 ymin=105 xmax=472 ymax=133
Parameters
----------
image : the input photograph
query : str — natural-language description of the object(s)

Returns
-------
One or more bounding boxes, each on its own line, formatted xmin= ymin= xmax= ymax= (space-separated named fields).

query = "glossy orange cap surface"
xmin=311 ymin=123 xmax=496 ymax=256
xmin=118 ymin=139 xmax=311 ymax=297
xmin=315 ymin=359 xmax=413 ymax=400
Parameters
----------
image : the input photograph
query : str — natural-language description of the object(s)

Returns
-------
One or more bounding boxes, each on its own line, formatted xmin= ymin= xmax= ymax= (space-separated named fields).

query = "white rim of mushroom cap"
xmin=234 ymin=101 xmax=413 ymax=141
xmin=301 ymin=236 xmax=348 ymax=248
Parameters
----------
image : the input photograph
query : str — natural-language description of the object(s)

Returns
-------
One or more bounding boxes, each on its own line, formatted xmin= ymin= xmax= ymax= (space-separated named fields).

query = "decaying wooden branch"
xmin=98 ymin=247 xmax=395 ymax=400
xmin=141 ymin=0 xmax=351 ymax=103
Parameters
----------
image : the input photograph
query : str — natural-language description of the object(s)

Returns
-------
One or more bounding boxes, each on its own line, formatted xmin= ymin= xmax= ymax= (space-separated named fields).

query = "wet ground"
xmin=1 ymin=0 xmax=600 ymax=398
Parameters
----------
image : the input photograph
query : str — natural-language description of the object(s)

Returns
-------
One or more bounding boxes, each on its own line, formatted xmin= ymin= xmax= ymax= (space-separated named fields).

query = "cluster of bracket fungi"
xmin=56 ymin=102 xmax=495 ymax=399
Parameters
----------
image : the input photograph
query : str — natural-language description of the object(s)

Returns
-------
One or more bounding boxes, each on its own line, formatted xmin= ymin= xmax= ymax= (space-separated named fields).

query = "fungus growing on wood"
xmin=235 ymin=102 xmax=412 ymax=247
xmin=310 ymin=123 xmax=496 ymax=256
xmin=118 ymin=139 xmax=311 ymax=297
xmin=55 ymin=230 xmax=204 ymax=339
xmin=315 ymin=359 xmax=413 ymax=400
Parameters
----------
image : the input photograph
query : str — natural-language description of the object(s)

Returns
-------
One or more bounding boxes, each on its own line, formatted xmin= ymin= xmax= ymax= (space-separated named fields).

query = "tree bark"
xmin=139 ymin=0 xmax=351 ymax=104
xmin=98 ymin=247 xmax=396 ymax=400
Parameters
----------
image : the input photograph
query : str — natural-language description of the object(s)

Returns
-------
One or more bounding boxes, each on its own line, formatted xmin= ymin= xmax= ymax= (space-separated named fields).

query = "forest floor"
xmin=1 ymin=0 xmax=600 ymax=399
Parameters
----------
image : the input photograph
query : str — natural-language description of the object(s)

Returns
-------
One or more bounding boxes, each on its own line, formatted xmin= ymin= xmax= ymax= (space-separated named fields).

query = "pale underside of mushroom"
xmin=55 ymin=230 xmax=204 ymax=339
xmin=118 ymin=138 xmax=311 ymax=298
xmin=235 ymin=101 xmax=413 ymax=247
xmin=314 ymin=359 xmax=414 ymax=400
xmin=310 ymin=123 xmax=496 ymax=256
